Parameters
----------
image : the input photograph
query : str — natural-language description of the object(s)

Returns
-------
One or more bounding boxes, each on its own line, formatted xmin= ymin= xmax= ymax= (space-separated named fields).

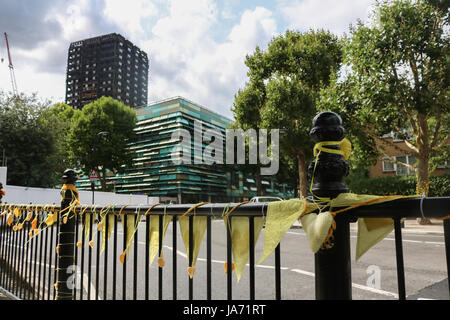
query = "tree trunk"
xmin=99 ymin=167 xmax=107 ymax=191
xmin=255 ymin=170 xmax=263 ymax=196
xmin=297 ymin=152 xmax=308 ymax=199
xmin=416 ymin=113 xmax=431 ymax=225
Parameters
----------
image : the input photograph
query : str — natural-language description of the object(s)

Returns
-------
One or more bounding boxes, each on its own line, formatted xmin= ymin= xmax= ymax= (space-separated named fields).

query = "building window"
xmin=382 ymin=156 xmax=416 ymax=175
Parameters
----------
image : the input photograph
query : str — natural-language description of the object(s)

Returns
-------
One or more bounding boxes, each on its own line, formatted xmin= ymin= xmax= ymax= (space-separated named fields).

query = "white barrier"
xmin=1 ymin=185 xmax=159 ymax=206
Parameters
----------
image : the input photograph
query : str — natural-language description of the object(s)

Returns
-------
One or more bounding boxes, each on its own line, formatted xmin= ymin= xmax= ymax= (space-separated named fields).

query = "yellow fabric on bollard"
xmin=224 ymin=216 xmax=264 ymax=282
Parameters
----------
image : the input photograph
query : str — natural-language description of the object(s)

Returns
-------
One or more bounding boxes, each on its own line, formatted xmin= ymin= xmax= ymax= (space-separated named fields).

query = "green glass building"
xmin=76 ymin=97 xmax=294 ymax=202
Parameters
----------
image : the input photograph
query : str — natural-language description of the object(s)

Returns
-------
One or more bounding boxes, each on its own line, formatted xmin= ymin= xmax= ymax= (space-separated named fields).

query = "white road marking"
xmin=290 ymin=268 xmax=399 ymax=299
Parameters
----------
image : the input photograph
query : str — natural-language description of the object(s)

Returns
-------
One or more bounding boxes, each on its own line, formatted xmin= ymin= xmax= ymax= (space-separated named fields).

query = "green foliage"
xmin=0 ymin=91 xmax=70 ymax=187
xmin=346 ymin=172 xmax=450 ymax=197
xmin=320 ymin=0 xmax=449 ymax=189
xmin=232 ymin=29 xmax=343 ymax=196
xmin=68 ymin=97 xmax=136 ymax=190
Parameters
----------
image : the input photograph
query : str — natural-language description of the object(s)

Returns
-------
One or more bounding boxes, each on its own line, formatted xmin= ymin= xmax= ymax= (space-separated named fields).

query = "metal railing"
xmin=0 ymin=111 xmax=449 ymax=300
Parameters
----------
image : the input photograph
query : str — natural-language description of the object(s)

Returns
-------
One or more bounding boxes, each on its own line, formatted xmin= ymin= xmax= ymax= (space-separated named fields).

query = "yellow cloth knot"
xmin=313 ymin=138 xmax=352 ymax=160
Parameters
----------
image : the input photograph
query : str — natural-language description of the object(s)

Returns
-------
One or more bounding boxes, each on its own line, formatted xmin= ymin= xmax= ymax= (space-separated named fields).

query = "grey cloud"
xmin=0 ymin=0 xmax=64 ymax=50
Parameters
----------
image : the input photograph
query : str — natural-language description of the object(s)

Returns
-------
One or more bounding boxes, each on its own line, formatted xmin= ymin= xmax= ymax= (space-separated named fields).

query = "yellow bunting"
xmin=7 ymin=213 xmax=13 ymax=226
xmin=258 ymin=199 xmax=318 ymax=265
xmin=119 ymin=214 xmax=136 ymax=263
xmin=224 ymin=262 xmax=235 ymax=275
xmin=31 ymin=216 xmax=38 ymax=231
xmin=56 ymin=246 xmax=60 ymax=254
xmin=355 ymin=217 xmax=394 ymax=261
xmin=119 ymin=250 xmax=127 ymax=264
xmin=34 ymin=229 xmax=40 ymax=236
xmin=17 ymin=223 xmax=23 ymax=230
xmin=148 ymin=214 xmax=173 ymax=265
xmin=187 ymin=266 xmax=195 ymax=279
xmin=89 ymin=240 xmax=94 ymax=248
xmin=63 ymin=216 xmax=68 ymax=224
xmin=157 ymin=257 xmax=165 ymax=267
xmin=76 ymin=241 xmax=82 ymax=248
xmin=179 ymin=215 xmax=207 ymax=277
xmin=101 ymin=212 xmax=115 ymax=253
xmin=25 ymin=212 xmax=33 ymax=221
xmin=224 ymin=216 xmax=264 ymax=282
xmin=97 ymin=221 xmax=103 ymax=231
xmin=12 ymin=225 xmax=18 ymax=231
xmin=54 ymin=283 xmax=59 ymax=290
xmin=28 ymin=231 xmax=33 ymax=238
xmin=301 ymin=211 xmax=334 ymax=253
xmin=45 ymin=213 xmax=56 ymax=226
xmin=84 ymin=213 xmax=91 ymax=242
xmin=13 ymin=207 xmax=21 ymax=217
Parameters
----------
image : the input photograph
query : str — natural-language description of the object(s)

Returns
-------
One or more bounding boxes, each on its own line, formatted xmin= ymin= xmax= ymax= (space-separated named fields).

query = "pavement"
xmin=291 ymin=217 xmax=446 ymax=235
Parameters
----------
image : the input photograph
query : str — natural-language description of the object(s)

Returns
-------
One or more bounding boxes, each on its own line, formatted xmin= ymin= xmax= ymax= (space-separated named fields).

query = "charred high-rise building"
xmin=65 ymin=33 xmax=149 ymax=109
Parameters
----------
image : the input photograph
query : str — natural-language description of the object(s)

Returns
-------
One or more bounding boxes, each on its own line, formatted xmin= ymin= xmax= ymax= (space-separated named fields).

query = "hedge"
xmin=345 ymin=174 xmax=450 ymax=197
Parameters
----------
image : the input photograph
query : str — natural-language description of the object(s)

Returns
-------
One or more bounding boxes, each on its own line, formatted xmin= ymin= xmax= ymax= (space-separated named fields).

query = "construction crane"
xmin=3 ymin=32 xmax=19 ymax=98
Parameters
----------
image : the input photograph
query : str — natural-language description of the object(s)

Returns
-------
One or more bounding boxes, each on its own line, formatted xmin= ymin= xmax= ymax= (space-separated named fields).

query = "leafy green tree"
xmin=68 ymin=97 xmax=137 ymax=190
xmin=320 ymin=0 xmax=449 ymax=200
xmin=232 ymin=30 xmax=343 ymax=197
xmin=0 ymin=91 xmax=68 ymax=187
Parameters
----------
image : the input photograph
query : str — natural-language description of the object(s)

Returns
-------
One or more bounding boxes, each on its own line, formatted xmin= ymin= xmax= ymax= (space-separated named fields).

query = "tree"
xmin=40 ymin=102 xmax=78 ymax=180
xmin=0 ymin=91 xmax=68 ymax=187
xmin=68 ymin=97 xmax=137 ymax=191
xmin=232 ymin=30 xmax=343 ymax=197
xmin=320 ymin=0 xmax=449 ymax=221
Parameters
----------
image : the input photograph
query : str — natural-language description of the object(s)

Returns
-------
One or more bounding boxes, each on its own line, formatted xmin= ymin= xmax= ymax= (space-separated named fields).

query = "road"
xmin=73 ymin=219 xmax=448 ymax=300
xmin=1 ymin=219 xmax=448 ymax=300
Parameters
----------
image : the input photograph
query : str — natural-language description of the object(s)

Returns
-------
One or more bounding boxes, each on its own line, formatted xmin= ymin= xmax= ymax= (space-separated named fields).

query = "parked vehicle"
xmin=249 ymin=196 xmax=283 ymax=203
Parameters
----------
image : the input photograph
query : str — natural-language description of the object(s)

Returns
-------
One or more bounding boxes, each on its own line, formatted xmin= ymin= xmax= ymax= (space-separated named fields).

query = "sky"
xmin=0 ymin=0 xmax=377 ymax=119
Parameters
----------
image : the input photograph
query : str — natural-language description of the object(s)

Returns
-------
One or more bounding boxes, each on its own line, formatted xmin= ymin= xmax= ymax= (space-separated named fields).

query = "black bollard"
xmin=55 ymin=169 xmax=79 ymax=300
xmin=308 ymin=111 xmax=352 ymax=300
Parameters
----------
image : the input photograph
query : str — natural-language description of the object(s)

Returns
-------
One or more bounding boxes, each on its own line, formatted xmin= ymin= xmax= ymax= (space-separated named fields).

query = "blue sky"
xmin=0 ymin=0 xmax=377 ymax=118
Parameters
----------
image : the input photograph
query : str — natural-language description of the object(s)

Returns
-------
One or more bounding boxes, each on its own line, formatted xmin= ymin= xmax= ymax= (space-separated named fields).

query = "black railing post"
xmin=55 ymin=169 xmax=78 ymax=300
xmin=308 ymin=111 xmax=352 ymax=300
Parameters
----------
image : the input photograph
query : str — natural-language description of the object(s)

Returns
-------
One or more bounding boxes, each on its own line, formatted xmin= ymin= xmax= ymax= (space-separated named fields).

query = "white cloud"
xmin=143 ymin=4 xmax=277 ymax=118
xmin=279 ymin=0 xmax=376 ymax=35
xmin=103 ymin=0 xmax=158 ymax=41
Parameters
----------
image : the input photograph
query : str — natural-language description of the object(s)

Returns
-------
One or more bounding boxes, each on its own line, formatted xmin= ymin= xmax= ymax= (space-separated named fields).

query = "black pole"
xmin=55 ymin=169 xmax=78 ymax=300
xmin=308 ymin=111 xmax=352 ymax=300
xmin=91 ymin=181 xmax=95 ymax=205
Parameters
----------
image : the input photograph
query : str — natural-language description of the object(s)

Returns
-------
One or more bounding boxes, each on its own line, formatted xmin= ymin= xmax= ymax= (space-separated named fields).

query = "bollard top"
xmin=309 ymin=111 xmax=345 ymax=142
xmin=62 ymin=169 xmax=78 ymax=185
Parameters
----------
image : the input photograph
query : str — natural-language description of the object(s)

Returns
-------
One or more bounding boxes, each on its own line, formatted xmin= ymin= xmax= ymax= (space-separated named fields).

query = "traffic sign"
xmin=89 ymin=169 xmax=99 ymax=181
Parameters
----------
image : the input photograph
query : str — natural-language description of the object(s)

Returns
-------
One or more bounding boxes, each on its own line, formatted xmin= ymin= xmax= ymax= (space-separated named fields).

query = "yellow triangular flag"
xmin=225 ymin=216 xmax=264 ymax=282
xmin=355 ymin=218 xmax=394 ymax=261
xmin=179 ymin=215 xmax=207 ymax=278
xmin=149 ymin=215 xmax=173 ymax=265
xmin=258 ymin=199 xmax=317 ymax=265
xmin=101 ymin=213 xmax=115 ymax=253
xmin=300 ymin=211 xmax=334 ymax=253
xmin=120 ymin=215 xmax=136 ymax=263
xmin=84 ymin=212 xmax=91 ymax=242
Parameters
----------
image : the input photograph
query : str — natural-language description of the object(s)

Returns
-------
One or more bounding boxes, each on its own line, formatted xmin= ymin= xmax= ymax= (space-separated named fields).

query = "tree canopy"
xmin=0 ymin=91 xmax=70 ymax=187
xmin=320 ymin=0 xmax=449 ymax=195
xmin=232 ymin=29 xmax=343 ymax=197
xmin=68 ymin=96 xmax=137 ymax=190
